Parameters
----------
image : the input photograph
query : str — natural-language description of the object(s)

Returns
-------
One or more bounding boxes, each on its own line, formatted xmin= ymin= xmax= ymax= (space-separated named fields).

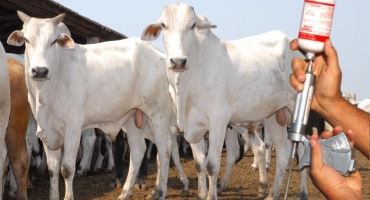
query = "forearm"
xmin=324 ymin=189 xmax=363 ymax=200
xmin=318 ymin=98 xmax=370 ymax=158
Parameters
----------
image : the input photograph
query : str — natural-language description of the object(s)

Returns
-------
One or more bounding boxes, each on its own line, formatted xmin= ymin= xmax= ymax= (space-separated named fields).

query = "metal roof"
xmin=0 ymin=0 xmax=127 ymax=54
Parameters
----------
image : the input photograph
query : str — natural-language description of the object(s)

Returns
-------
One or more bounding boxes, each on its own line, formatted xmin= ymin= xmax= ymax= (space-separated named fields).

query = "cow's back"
xmin=197 ymin=30 xmax=299 ymax=122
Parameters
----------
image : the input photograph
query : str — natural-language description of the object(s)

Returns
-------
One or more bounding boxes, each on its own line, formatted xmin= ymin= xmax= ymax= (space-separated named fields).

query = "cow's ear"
xmin=7 ymin=31 xmax=25 ymax=46
xmin=196 ymin=15 xmax=217 ymax=30
xmin=141 ymin=22 xmax=162 ymax=41
xmin=57 ymin=33 xmax=75 ymax=49
xmin=196 ymin=22 xmax=217 ymax=30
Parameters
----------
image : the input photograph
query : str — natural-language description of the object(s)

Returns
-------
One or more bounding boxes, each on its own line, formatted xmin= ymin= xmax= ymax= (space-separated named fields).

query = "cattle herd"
xmin=0 ymin=2 xmax=368 ymax=200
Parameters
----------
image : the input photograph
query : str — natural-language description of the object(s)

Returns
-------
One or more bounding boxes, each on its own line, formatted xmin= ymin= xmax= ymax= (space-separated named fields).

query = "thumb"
xmin=323 ymin=39 xmax=340 ymax=71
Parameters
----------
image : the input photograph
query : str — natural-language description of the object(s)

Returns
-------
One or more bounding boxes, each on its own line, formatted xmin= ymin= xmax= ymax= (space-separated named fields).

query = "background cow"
xmin=0 ymin=42 xmax=11 ymax=200
xmin=2 ymin=56 xmax=31 ymax=200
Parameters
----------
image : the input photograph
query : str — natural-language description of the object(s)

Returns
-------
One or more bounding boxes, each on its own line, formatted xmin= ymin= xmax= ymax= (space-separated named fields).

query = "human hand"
xmin=309 ymin=126 xmax=363 ymax=199
xmin=289 ymin=39 xmax=344 ymax=114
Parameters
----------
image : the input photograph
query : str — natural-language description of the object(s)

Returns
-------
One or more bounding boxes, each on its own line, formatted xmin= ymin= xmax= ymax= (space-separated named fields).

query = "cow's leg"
xmin=119 ymin=119 xmax=146 ymax=200
xmin=26 ymin=114 xmax=38 ymax=186
xmin=297 ymin=143 xmax=308 ymax=200
xmin=205 ymin=122 xmax=227 ymax=200
xmin=111 ymin=131 xmax=125 ymax=188
xmin=263 ymin=127 xmax=273 ymax=171
xmin=35 ymin=149 xmax=47 ymax=181
xmin=146 ymin=141 xmax=153 ymax=160
xmin=146 ymin=118 xmax=171 ymax=200
xmin=7 ymin=167 xmax=17 ymax=198
xmin=189 ymin=139 xmax=207 ymax=199
xmin=105 ymin=135 xmax=114 ymax=173
xmin=6 ymin=121 xmax=29 ymax=200
xmin=61 ymin=128 xmax=82 ymax=200
xmin=93 ymin=152 xmax=104 ymax=172
xmin=135 ymin=142 xmax=148 ymax=190
xmin=241 ymin=132 xmax=250 ymax=156
xmin=0 ymin=136 xmax=7 ymax=199
xmin=250 ymin=131 xmax=268 ymax=198
xmin=43 ymin=143 xmax=62 ymax=200
xmin=169 ymin=130 xmax=189 ymax=196
xmin=218 ymin=127 xmax=239 ymax=194
xmin=265 ymin=114 xmax=291 ymax=200
xmin=76 ymin=129 xmax=96 ymax=177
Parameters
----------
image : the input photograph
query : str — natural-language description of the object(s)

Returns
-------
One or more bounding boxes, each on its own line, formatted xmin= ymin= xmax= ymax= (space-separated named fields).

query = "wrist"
xmin=315 ymin=96 xmax=349 ymax=119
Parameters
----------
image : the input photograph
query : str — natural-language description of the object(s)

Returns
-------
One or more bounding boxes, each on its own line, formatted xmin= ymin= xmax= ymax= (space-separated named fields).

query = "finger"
xmin=323 ymin=39 xmax=340 ymax=72
xmin=310 ymin=133 xmax=319 ymax=140
xmin=290 ymin=73 xmax=303 ymax=91
xmin=290 ymin=39 xmax=306 ymax=55
xmin=290 ymin=39 xmax=299 ymax=51
xmin=332 ymin=126 xmax=343 ymax=135
xmin=345 ymin=129 xmax=355 ymax=149
xmin=310 ymin=136 xmax=324 ymax=176
xmin=319 ymin=131 xmax=333 ymax=139
xmin=291 ymin=57 xmax=307 ymax=83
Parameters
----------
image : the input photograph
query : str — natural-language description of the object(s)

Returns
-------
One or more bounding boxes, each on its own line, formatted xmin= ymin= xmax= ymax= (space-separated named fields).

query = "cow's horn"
xmin=17 ymin=11 xmax=31 ymax=23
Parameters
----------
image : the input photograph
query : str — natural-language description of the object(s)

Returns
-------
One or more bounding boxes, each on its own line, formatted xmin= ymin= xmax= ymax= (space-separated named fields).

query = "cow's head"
xmin=142 ymin=3 xmax=216 ymax=72
xmin=7 ymin=11 xmax=75 ymax=81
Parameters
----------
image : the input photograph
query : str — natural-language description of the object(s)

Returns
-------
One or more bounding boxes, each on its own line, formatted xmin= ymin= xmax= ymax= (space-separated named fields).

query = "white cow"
xmin=75 ymin=128 xmax=97 ymax=176
xmin=0 ymin=42 xmax=11 ymax=200
xmin=8 ymin=11 xmax=174 ymax=200
xmin=357 ymin=98 xmax=370 ymax=113
xmin=142 ymin=3 xmax=304 ymax=200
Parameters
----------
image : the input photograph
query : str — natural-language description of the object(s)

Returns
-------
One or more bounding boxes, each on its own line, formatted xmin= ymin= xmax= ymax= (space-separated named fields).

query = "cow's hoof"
xmin=118 ymin=194 xmax=128 ymax=200
xmin=258 ymin=191 xmax=267 ymax=198
xmin=181 ymin=190 xmax=189 ymax=197
xmin=116 ymin=182 xmax=123 ymax=188
xmin=134 ymin=183 xmax=148 ymax=190
xmin=248 ymin=166 xmax=258 ymax=171
xmin=297 ymin=191 xmax=308 ymax=200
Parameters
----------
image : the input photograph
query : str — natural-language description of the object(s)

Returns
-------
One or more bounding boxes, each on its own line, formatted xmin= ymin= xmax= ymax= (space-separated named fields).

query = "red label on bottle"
xmin=298 ymin=1 xmax=335 ymax=42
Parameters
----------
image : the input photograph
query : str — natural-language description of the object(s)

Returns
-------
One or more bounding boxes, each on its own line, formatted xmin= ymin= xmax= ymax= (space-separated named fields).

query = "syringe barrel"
xmin=288 ymin=65 xmax=316 ymax=142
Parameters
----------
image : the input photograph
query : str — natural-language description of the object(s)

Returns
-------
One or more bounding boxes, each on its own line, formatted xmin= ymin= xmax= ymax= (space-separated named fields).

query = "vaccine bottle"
xmin=298 ymin=0 xmax=336 ymax=57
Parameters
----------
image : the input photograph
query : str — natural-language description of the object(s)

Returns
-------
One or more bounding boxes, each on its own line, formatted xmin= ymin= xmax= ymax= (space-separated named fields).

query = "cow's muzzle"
xmin=31 ymin=67 xmax=49 ymax=80
xmin=170 ymin=58 xmax=187 ymax=71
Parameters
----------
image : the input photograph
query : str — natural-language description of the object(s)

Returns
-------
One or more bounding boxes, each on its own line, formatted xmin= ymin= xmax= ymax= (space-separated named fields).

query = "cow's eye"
xmin=191 ymin=23 xmax=196 ymax=29
xmin=161 ymin=23 xmax=166 ymax=29
xmin=51 ymin=39 xmax=57 ymax=46
xmin=24 ymin=38 xmax=29 ymax=43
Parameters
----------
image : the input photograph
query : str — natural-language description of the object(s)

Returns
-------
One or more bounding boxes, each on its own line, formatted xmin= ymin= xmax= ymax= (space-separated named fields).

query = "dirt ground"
xmin=23 ymin=148 xmax=369 ymax=200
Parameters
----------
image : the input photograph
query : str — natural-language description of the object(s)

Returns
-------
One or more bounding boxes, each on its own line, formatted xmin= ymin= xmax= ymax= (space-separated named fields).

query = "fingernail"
xmin=326 ymin=39 xmax=333 ymax=48
xmin=312 ymin=127 xmax=318 ymax=135
xmin=297 ymin=75 xmax=304 ymax=82
xmin=310 ymin=140 xmax=316 ymax=148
